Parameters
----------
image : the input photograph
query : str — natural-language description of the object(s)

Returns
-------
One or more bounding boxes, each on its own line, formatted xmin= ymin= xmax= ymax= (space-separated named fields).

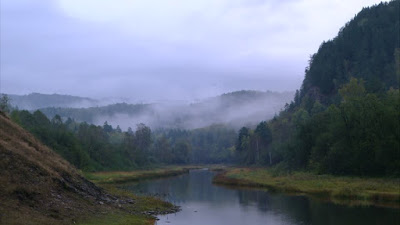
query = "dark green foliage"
xmin=10 ymin=110 xmax=154 ymax=171
xmin=0 ymin=94 xmax=11 ymax=113
xmin=234 ymin=122 xmax=274 ymax=165
xmin=11 ymin=110 xmax=92 ymax=170
xmin=172 ymin=140 xmax=191 ymax=164
xmin=11 ymin=109 xmax=238 ymax=170
xmin=246 ymin=79 xmax=400 ymax=176
xmin=103 ymin=121 xmax=113 ymax=133
xmin=189 ymin=124 xmax=236 ymax=164
xmin=132 ymin=123 xmax=152 ymax=166
xmin=153 ymin=124 xmax=236 ymax=164
xmin=300 ymin=1 xmax=399 ymax=103
xmin=305 ymin=81 xmax=400 ymax=175
xmin=236 ymin=2 xmax=400 ymax=177
xmin=153 ymin=135 xmax=173 ymax=163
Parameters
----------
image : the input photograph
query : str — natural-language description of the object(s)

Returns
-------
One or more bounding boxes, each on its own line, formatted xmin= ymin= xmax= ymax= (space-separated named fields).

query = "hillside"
xmin=233 ymin=1 xmax=400 ymax=176
xmin=39 ymin=90 xmax=294 ymax=130
xmin=0 ymin=112 xmax=127 ymax=224
xmin=298 ymin=0 xmax=399 ymax=105
xmin=5 ymin=93 xmax=98 ymax=110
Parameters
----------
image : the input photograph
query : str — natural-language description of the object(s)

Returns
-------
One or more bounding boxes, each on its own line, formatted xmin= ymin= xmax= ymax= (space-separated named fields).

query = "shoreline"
xmin=84 ymin=165 xmax=227 ymax=184
xmin=212 ymin=168 xmax=400 ymax=208
xmin=78 ymin=166 xmax=200 ymax=225
xmin=84 ymin=166 xmax=198 ymax=184
xmin=80 ymin=165 xmax=400 ymax=224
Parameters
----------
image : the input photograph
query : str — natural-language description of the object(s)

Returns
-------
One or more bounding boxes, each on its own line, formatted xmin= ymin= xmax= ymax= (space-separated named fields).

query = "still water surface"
xmin=124 ymin=169 xmax=399 ymax=225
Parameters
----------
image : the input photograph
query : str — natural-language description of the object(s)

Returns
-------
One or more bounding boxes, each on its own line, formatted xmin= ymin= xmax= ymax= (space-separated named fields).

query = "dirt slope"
xmin=0 ymin=112 xmax=120 ymax=224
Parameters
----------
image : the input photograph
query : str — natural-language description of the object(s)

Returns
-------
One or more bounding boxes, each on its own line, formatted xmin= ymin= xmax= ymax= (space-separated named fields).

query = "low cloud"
xmin=0 ymin=0 xmax=385 ymax=101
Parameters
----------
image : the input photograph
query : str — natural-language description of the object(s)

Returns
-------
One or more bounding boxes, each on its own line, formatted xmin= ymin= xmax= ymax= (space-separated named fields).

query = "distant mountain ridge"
xmin=5 ymin=93 xmax=99 ymax=110
xmin=34 ymin=90 xmax=294 ymax=130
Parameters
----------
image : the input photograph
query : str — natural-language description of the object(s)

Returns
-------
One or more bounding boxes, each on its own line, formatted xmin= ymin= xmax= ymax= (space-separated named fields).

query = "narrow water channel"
xmin=123 ymin=169 xmax=400 ymax=225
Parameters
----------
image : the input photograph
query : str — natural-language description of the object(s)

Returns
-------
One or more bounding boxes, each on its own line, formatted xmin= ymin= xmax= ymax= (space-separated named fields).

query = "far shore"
xmin=212 ymin=168 xmax=400 ymax=208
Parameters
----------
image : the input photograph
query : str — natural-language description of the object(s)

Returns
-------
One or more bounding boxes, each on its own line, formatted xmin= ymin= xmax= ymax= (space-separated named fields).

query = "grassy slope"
xmin=213 ymin=168 xmax=400 ymax=207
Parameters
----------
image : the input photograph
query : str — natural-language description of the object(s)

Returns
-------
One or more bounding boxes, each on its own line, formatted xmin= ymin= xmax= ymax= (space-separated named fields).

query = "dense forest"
xmin=298 ymin=1 xmax=399 ymax=102
xmin=235 ymin=1 xmax=399 ymax=176
xmin=8 ymin=109 xmax=236 ymax=171
xmin=1 ymin=1 xmax=398 ymax=177
xmin=237 ymin=79 xmax=399 ymax=176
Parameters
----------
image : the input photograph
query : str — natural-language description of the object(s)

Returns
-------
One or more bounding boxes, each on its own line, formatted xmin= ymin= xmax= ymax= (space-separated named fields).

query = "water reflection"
xmin=124 ymin=169 xmax=400 ymax=225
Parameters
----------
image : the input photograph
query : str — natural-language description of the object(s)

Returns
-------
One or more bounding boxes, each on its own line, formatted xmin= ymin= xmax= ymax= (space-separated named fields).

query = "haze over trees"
xmin=8 ymin=90 xmax=294 ymax=130
xmin=4 ymin=93 xmax=99 ymax=110
xmin=10 ymin=109 xmax=237 ymax=170
xmin=3 ymin=1 xmax=399 ymax=177
xmin=2 ymin=2 xmax=399 ymax=225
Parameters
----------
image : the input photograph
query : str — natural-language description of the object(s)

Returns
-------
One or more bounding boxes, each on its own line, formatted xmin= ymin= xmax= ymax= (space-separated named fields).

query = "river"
xmin=123 ymin=169 xmax=399 ymax=225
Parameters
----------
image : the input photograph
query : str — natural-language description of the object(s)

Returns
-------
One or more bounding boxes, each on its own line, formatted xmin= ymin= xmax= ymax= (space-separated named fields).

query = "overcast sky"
xmin=0 ymin=0 xmax=386 ymax=102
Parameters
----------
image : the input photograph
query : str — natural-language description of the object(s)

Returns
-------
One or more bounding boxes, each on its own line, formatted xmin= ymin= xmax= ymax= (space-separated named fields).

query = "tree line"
xmin=8 ymin=108 xmax=237 ymax=171
xmin=235 ymin=79 xmax=399 ymax=176
xmin=233 ymin=1 xmax=400 ymax=176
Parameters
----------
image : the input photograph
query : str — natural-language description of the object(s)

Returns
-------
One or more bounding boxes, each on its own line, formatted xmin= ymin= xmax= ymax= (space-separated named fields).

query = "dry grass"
xmin=213 ymin=168 xmax=400 ymax=207
xmin=0 ymin=112 xmax=96 ymax=224
xmin=0 ymin=113 xmax=177 ymax=225
xmin=84 ymin=166 xmax=197 ymax=184
xmin=77 ymin=213 xmax=154 ymax=225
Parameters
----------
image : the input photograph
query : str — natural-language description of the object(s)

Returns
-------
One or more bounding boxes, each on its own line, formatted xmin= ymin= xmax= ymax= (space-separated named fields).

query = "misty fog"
xmin=92 ymin=91 xmax=294 ymax=130
xmin=16 ymin=91 xmax=293 ymax=130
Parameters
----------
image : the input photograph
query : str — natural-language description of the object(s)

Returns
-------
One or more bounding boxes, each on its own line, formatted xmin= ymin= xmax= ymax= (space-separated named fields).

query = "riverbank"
xmin=77 ymin=182 xmax=179 ymax=225
xmin=77 ymin=166 xmax=194 ymax=225
xmin=213 ymin=168 xmax=400 ymax=207
xmin=84 ymin=166 xmax=202 ymax=184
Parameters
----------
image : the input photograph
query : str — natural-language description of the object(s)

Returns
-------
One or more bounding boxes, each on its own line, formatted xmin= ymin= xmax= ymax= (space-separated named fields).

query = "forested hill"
xmin=235 ymin=1 xmax=399 ymax=177
xmin=297 ymin=0 xmax=399 ymax=106
xmin=38 ymin=90 xmax=294 ymax=130
xmin=5 ymin=93 xmax=98 ymax=110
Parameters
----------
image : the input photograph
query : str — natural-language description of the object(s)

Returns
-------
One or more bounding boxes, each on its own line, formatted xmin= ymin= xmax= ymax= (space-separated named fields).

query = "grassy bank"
xmin=77 ymin=182 xmax=179 ymax=225
xmin=213 ymin=168 xmax=400 ymax=207
xmin=84 ymin=166 xmax=201 ymax=184
xmin=77 ymin=166 xmax=193 ymax=225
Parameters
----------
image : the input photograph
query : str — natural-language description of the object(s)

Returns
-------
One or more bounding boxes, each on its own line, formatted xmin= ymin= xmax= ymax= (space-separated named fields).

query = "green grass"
xmin=76 ymin=166 xmax=198 ymax=225
xmin=78 ymin=213 xmax=153 ymax=225
xmin=75 ymin=181 xmax=176 ymax=225
xmin=84 ymin=166 xmax=201 ymax=184
xmin=213 ymin=168 xmax=400 ymax=207
xmin=76 ymin=191 xmax=175 ymax=225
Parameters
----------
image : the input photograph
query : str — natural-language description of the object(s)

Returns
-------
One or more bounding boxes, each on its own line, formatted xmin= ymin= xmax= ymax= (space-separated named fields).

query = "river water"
xmin=124 ymin=169 xmax=399 ymax=225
